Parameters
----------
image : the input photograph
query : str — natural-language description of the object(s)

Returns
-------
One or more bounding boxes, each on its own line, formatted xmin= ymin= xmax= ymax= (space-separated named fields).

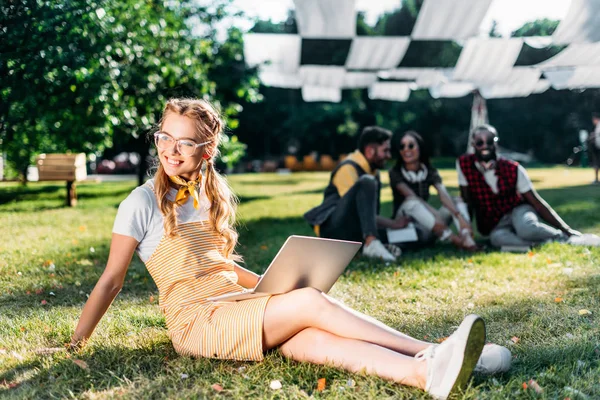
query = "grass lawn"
xmin=1 ymin=167 xmax=599 ymax=399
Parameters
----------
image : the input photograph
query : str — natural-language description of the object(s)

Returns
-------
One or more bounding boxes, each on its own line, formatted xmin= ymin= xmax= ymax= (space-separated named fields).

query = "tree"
xmin=1 ymin=0 xmax=111 ymax=181
xmin=1 ymin=0 xmax=259 ymax=184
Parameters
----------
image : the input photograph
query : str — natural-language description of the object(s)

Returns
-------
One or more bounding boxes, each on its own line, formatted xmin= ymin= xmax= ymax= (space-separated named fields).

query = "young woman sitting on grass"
xmin=71 ymin=98 xmax=490 ymax=399
xmin=389 ymin=130 xmax=477 ymax=251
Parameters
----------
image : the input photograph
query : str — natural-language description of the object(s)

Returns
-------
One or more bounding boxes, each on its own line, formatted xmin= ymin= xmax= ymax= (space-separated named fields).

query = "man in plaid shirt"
xmin=457 ymin=125 xmax=580 ymax=248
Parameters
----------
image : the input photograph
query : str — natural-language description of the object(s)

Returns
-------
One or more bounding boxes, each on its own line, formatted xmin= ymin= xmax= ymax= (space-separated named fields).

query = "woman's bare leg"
xmin=278 ymin=327 xmax=427 ymax=388
xmin=263 ymin=288 xmax=430 ymax=356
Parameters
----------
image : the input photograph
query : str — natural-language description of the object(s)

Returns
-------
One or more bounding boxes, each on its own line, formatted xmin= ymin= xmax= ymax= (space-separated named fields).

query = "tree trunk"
xmin=137 ymin=137 xmax=151 ymax=187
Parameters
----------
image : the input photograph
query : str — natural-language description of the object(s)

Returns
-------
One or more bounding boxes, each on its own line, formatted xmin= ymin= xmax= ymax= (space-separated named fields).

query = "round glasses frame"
xmin=153 ymin=132 xmax=212 ymax=157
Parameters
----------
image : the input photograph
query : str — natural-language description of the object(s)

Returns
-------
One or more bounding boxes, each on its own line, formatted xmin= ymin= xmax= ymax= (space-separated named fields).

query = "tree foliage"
xmin=1 ymin=0 xmax=258 ymax=183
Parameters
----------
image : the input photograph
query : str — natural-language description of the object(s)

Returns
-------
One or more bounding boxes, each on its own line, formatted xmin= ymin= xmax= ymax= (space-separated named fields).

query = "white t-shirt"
xmin=456 ymin=159 xmax=533 ymax=195
xmin=112 ymin=179 xmax=211 ymax=262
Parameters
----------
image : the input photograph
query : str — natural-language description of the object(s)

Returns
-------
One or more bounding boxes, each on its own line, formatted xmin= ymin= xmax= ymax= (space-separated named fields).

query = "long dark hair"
xmin=391 ymin=130 xmax=432 ymax=171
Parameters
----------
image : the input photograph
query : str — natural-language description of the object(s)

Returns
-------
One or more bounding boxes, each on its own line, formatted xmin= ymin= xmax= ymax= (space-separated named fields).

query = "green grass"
xmin=1 ymin=167 xmax=599 ymax=399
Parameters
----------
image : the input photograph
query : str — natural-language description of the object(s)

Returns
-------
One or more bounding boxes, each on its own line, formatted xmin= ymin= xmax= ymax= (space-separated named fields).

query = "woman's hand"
xmin=457 ymin=216 xmax=473 ymax=237
xmin=67 ymin=335 xmax=87 ymax=353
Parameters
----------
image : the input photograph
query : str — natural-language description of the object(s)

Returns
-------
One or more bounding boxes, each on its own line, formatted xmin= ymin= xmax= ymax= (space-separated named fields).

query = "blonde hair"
xmin=153 ymin=98 xmax=240 ymax=260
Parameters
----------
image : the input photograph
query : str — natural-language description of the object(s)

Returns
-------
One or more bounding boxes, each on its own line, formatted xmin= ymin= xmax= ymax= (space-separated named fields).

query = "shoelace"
xmin=415 ymin=345 xmax=435 ymax=361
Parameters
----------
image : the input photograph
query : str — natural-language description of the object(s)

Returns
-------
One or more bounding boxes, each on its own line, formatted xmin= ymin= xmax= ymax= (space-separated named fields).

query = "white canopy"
xmin=377 ymin=68 xmax=453 ymax=88
xmin=343 ymin=72 xmax=378 ymax=88
xmin=368 ymin=82 xmax=412 ymax=102
xmin=302 ymin=86 xmax=342 ymax=102
xmin=532 ymin=79 xmax=552 ymax=94
xmin=411 ymin=0 xmax=493 ymax=40
xmin=258 ymin=67 xmax=303 ymax=89
xmin=293 ymin=0 xmax=357 ymax=38
xmin=299 ymin=66 xmax=346 ymax=87
xmin=244 ymin=0 xmax=600 ymax=101
xmin=453 ymin=38 xmax=523 ymax=84
xmin=429 ymin=82 xmax=475 ymax=99
xmin=538 ymin=43 xmax=600 ymax=68
xmin=551 ymin=0 xmax=600 ymax=44
xmin=243 ymin=34 xmax=301 ymax=74
xmin=544 ymin=67 xmax=600 ymax=89
xmin=345 ymin=37 xmax=411 ymax=70
xmin=479 ymin=68 xmax=541 ymax=99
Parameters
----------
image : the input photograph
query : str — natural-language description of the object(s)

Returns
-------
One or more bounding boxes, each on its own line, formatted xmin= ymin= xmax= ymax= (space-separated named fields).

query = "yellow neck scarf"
xmin=169 ymin=175 xmax=203 ymax=209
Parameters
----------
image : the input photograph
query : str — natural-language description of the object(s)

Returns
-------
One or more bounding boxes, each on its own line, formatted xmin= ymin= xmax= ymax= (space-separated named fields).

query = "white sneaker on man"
xmin=362 ymin=239 xmax=396 ymax=262
xmin=474 ymin=344 xmax=512 ymax=374
xmin=415 ymin=314 xmax=486 ymax=400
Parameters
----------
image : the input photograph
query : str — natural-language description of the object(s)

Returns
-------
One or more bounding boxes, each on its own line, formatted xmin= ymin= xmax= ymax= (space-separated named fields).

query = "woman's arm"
xmin=435 ymin=183 xmax=472 ymax=234
xmin=70 ymin=233 xmax=138 ymax=349
xmin=233 ymin=262 xmax=261 ymax=288
xmin=395 ymin=182 xmax=417 ymax=200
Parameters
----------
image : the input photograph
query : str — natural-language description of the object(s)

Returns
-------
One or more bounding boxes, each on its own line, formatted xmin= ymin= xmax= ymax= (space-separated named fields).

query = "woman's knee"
xmin=287 ymin=287 xmax=330 ymax=321
xmin=402 ymin=199 xmax=436 ymax=230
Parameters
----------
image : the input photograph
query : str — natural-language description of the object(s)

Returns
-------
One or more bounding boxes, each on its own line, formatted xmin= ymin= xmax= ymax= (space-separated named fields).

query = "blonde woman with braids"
xmin=71 ymin=98 xmax=491 ymax=400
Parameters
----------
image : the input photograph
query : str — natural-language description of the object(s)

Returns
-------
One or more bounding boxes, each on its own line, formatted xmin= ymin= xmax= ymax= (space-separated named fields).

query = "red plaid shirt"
xmin=458 ymin=154 xmax=525 ymax=235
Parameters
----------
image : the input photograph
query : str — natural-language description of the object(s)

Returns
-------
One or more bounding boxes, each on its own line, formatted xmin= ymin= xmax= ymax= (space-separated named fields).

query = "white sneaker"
xmin=415 ymin=314 xmax=486 ymax=400
xmin=384 ymin=243 xmax=402 ymax=258
xmin=567 ymin=233 xmax=600 ymax=247
xmin=474 ymin=344 xmax=512 ymax=375
xmin=362 ymin=239 xmax=396 ymax=262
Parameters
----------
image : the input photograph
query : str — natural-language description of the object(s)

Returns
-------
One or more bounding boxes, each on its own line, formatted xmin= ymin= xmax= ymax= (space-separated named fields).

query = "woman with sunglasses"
xmin=389 ymin=131 xmax=476 ymax=250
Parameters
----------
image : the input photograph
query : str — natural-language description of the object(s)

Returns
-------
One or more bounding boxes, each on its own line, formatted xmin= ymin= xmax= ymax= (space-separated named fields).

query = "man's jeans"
xmin=489 ymin=204 xmax=564 ymax=247
xmin=320 ymin=175 xmax=379 ymax=243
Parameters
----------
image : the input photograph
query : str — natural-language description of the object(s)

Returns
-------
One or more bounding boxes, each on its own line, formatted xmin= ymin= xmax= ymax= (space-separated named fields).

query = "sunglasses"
xmin=474 ymin=137 xmax=498 ymax=148
xmin=400 ymin=142 xmax=416 ymax=151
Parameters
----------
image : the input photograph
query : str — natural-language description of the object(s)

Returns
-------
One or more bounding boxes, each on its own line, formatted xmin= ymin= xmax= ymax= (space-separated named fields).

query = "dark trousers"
xmin=320 ymin=175 xmax=381 ymax=243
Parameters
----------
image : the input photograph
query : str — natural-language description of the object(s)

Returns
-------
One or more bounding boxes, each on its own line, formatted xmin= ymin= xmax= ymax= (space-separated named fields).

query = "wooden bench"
xmin=36 ymin=153 xmax=87 ymax=206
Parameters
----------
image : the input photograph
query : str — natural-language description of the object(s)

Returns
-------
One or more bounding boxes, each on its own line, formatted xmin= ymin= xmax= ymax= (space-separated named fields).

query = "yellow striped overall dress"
xmin=145 ymin=220 xmax=270 ymax=361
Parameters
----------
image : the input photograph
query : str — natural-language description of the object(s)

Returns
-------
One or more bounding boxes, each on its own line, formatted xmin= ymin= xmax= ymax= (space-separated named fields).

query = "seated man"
xmin=304 ymin=126 xmax=410 ymax=262
xmin=458 ymin=124 xmax=580 ymax=248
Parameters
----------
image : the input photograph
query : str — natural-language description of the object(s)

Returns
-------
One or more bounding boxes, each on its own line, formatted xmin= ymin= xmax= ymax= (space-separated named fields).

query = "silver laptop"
xmin=207 ymin=235 xmax=361 ymax=302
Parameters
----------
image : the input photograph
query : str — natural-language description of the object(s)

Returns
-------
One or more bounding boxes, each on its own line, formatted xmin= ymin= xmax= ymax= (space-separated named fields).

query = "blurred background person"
xmin=389 ymin=130 xmax=476 ymax=251
xmin=458 ymin=125 xmax=580 ymax=248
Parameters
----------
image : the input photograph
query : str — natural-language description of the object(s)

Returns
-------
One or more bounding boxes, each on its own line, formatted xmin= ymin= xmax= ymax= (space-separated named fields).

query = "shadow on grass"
xmin=0 ymin=240 xmax=156 ymax=309
xmin=0 ymin=342 xmax=178 ymax=398
xmin=236 ymin=178 xmax=306 ymax=186
xmin=0 ymin=183 xmax=137 ymax=212
xmin=536 ymin=185 xmax=600 ymax=231
xmin=0 ymin=185 xmax=64 ymax=205
xmin=237 ymin=194 xmax=273 ymax=204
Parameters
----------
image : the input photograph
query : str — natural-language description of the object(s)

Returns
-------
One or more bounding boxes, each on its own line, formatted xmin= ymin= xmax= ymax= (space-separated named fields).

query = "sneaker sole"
xmin=447 ymin=314 xmax=486 ymax=398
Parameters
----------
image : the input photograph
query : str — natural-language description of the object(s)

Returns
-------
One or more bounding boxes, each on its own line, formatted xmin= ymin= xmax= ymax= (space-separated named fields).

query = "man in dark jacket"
xmin=304 ymin=126 xmax=410 ymax=262
xmin=457 ymin=124 xmax=580 ymax=248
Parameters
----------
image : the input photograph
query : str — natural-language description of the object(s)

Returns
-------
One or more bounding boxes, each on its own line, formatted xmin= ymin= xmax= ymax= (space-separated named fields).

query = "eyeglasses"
xmin=474 ymin=137 xmax=498 ymax=148
xmin=153 ymin=132 xmax=211 ymax=157
xmin=400 ymin=142 xmax=416 ymax=151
